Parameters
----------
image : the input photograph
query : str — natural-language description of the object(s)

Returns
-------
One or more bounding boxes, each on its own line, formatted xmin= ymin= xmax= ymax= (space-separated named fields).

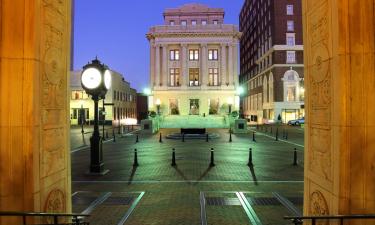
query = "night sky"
xmin=73 ymin=0 xmax=244 ymax=92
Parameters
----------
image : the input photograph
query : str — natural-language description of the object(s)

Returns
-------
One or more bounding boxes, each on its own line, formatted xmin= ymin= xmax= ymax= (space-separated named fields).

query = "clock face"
xmin=104 ymin=70 xmax=112 ymax=89
xmin=81 ymin=68 xmax=102 ymax=89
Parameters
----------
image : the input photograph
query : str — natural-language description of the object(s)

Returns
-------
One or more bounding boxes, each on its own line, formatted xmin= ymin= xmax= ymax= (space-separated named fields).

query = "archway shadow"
xmin=249 ymin=165 xmax=258 ymax=185
xmin=128 ymin=166 xmax=137 ymax=185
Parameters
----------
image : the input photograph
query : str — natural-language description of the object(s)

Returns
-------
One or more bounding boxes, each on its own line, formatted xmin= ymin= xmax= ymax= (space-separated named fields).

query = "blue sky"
xmin=73 ymin=0 xmax=244 ymax=91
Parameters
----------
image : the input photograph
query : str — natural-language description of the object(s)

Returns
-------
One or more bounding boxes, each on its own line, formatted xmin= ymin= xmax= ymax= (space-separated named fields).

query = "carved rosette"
xmin=43 ymin=189 xmax=66 ymax=223
xmin=310 ymin=191 xmax=329 ymax=225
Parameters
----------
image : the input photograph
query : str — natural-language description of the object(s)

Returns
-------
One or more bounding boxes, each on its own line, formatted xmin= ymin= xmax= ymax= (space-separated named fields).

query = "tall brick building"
xmin=239 ymin=0 xmax=304 ymax=123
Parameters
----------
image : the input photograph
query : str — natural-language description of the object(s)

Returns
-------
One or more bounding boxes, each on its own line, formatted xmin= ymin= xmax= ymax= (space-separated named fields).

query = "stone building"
xmin=70 ymin=70 xmax=137 ymax=126
xmin=239 ymin=0 xmax=304 ymax=124
xmin=146 ymin=3 xmax=241 ymax=127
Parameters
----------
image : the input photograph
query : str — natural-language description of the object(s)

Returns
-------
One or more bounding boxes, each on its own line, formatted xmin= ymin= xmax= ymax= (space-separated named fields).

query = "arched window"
xmin=282 ymin=70 xmax=301 ymax=102
xmin=268 ymin=73 xmax=274 ymax=103
xmin=263 ymin=76 xmax=268 ymax=103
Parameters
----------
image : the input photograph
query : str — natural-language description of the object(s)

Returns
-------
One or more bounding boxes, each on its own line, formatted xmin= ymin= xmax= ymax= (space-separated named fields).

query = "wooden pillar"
xmin=303 ymin=0 xmax=375 ymax=222
xmin=0 ymin=0 xmax=72 ymax=223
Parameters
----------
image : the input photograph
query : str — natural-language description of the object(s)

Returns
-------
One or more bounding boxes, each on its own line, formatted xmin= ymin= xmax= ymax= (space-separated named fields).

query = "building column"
xmin=155 ymin=44 xmax=160 ymax=87
xmin=221 ymin=43 xmax=227 ymax=86
xmin=233 ymin=43 xmax=239 ymax=87
xmin=181 ymin=44 xmax=188 ymax=87
xmin=150 ymin=40 xmax=155 ymax=87
xmin=184 ymin=44 xmax=190 ymax=86
xmin=228 ymin=43 xmax=233 ymax=86
xmin=161 ymin=44 xmax=168 ymax=87
xmin=0 ymin=0 xmax=72 ymax=221
xmin=303 ymin=0 xmax=375 ymax=218
xmin=201 ymin=43 xmax=208 ymax=86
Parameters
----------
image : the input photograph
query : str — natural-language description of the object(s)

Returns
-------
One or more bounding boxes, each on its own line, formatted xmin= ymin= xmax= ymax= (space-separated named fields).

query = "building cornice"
xmin=147 ymin=32 xmax=242 ymax=40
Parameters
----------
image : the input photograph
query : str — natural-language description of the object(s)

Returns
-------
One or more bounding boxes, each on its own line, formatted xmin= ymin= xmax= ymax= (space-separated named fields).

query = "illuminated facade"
xmin=146 ymin=4 xmax=241 ymax=122
xmin=239 ymin=0 xmax=304 ymax=124
xmin=70 ymin=70 xmax=137 ymax=125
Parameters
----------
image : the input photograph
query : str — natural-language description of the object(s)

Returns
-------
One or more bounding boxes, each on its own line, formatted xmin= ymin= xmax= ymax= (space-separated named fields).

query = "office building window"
xmin=189 ymin=68 xmax=199 ymax=86
xmin=208 ymin=68 xmax=219 ymax=86
xmin=287 ymin=20 xmax=294 ymax=31
xmin=170 ymin=50 xmax=180 ymax=61
xmin=181 ymin=20 xmax=187 ymax=26
xmin=170 ymin=20 xmax=175 ymax=26
xmin=287 ymin=5 xmax=294 ymax=15
xmin=208 ymin=49 xmax=219 ymax=60
xmin=213 ymin=20 xmax=218 ymax=25
xmin=202 ymin=20 xmax=207 ymax=25
xmin=169 ymin=68 xmax=180 ymax=86
xmin=286 ymin=33 xmax=295 ymax=46
xmin=286 ymin=51 xmax=296 ymax=63
xmin=189 ymin=49 xmax=199 ymax=60
xmin=191 ymin=20 xmax=197 ymax=25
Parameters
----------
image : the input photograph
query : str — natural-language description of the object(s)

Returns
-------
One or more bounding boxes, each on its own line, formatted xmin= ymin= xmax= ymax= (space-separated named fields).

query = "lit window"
xmin=170 ymin=50 xmax=180 ymax=61
xmin=191 ymin=20 xmax=197 ymax=25
xmin=208 ymin=49 xmax=219 ymax=60
xmin=169 ymin=68 xmax=180 ymax=86
xmin=189 ymin=49 xmax=199 ymax=60
xmin=181 ymin=20 xmax=187 ymax=26
xmin=286 ymin=51 xmax=296 ymax=63
xmin=189 ymin=68 xmax=199 ymax=86
xmin=286 ymin=33 xmax=295 ymax=46
xmin=287 ymin=5 xmax=294 ymax=15
xmin=287 ymin=20 xmax=294 ymax=31
xmin=208 ymin=68 xmax=219 ymax=86
xmin=202 ymin=20 xmax=207 ymax=25
xmin=213 ymin=20 xmax=218 ymax=25
xmin=170 ymin=20 xmax=175 ymax=26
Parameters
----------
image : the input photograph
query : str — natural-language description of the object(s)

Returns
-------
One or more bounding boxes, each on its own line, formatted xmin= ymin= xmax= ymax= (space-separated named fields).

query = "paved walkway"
xmin=71 ymin=127 xmax=304 ymax=225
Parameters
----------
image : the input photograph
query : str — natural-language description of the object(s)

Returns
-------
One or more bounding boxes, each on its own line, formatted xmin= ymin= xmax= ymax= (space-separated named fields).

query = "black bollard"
xmin=171 ymin=148 xmax=176 ymax=166
xmin=113 ymin=129 xmax=116 ymax=142
xmin=133 ymin=149 xmax=139 ymax=167
xmin=282 ymin=129 xmax=285 ymax=139
xmin=136 ymin=134 xmax=139 ymax=143
xmin=206 ymin=133 xmax=209 ymax=142
xmin=265 ymin=126 xmax=268 ymax=133
xmin=270 ymin=126 xmax=273 ymax=134
xmin=252 ymin=131 xmax=256 ymax=142
xmin=182 ymin=133 xmax=185 ymax=142
xmin=247 ymin=148 xmax=253 ymax=166
xmin=209 ymin=148 xmax=215 ymax=167
xmin=285 ymin=131 xmax=288 ymax=140
xmin=293 ymin=148 xmax=298 ymax=166
xmin=106 ymin=130 xmax=109 ymax=139
xmin=229 ymin=130 xmax=232 ymax=142
xmin=256 ymin=124 xmax=259 ymax=130
xmin=276 ymin=127 xmax=279 ymax=141
xmin=159 ymin=132 xmax=162 ymax=143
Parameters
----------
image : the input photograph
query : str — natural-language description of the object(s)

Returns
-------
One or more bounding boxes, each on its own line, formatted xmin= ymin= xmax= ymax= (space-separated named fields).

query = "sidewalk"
xmin=71 ymin=128 xmax=305 ymax=225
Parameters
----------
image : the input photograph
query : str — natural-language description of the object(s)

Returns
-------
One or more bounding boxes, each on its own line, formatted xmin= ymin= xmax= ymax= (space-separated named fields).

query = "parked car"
xmin=287 ymin=117 xmax=305 ymax=126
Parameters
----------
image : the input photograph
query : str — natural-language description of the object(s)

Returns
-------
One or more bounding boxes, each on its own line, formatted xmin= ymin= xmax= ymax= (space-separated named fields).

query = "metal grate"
xmin=206 ymin=197 xmax=241 ymax=206
xmin=247 ymin=197 xmax=281 ymax=206
xmin=102 ymin=197 xmax=134 ymax=205
xmin=72 ymin=196 xmax=98 ymax=205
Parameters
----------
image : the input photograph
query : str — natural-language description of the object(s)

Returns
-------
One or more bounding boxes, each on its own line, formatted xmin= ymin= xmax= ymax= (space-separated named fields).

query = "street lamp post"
xmin=236 ymin=86 xmax=244 ymax=118
xmin=80 ymin=102 xmax=84 ymax=135
xmin=81 ymin=58 xmax=112 ymax=174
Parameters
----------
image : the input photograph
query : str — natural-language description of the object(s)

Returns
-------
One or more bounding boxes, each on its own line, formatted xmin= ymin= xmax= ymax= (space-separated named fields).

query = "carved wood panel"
xmin=306 ymin=0 xmax=333 ymax=183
